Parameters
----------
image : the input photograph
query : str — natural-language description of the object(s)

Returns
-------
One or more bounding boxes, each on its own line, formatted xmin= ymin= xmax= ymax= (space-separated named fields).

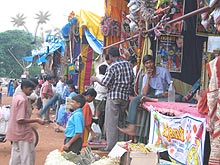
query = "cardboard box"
xmin=121 ymin=151 xmax=158 ymax=165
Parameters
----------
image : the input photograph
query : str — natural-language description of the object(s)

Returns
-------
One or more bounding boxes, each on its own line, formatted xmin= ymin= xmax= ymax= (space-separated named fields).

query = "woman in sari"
xmin=206 ymin=56 xmax=220 ymax=165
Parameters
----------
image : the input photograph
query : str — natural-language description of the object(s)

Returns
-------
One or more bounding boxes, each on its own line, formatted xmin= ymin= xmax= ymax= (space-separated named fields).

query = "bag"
xmin=0 ymin=106 xmax=10 ymax=134
xmin=87 ymin=122 xmax=102 ymax=142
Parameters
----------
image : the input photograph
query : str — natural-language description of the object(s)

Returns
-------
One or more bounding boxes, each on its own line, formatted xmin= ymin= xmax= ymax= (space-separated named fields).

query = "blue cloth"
xmin=64 ymin=108 xmax=84 ymax=138
xmin=7 ymin=82 xmax=14 ymax=96
xmin=56 ymin=105 xmax=67 ymax=125
xmin=61 ymin=17 xmax=77 ymax=38
xmin=62 ymin=86 xmax=70 ymax=100
xmin=56 ymin=105 xmax=71 ymax=126
xmin=84 ymin=28 xmax=103 ymax=54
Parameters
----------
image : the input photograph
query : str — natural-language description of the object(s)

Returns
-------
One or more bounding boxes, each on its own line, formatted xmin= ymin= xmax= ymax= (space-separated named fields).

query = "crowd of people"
xmin=4 ymin=45 xmax=219 ymax=164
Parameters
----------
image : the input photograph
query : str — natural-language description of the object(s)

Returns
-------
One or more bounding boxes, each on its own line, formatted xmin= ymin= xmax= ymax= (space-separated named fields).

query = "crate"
xmin=121 ymin=151 xmax=158 ymax=165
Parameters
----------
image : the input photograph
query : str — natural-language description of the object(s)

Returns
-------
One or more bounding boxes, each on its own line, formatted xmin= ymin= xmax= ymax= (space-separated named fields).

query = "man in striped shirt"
xmin=90 ymin=46 xmax=134 ymax=151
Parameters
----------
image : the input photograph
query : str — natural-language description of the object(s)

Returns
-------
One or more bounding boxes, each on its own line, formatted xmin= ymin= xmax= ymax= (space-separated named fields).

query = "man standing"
xmin=6 ymin=80 xmax=44 ymax=165
xmin=40 ymin=75 xmax=54 ymax=123
xmin=38 ymin=76 xmax=65 ymax=121
xmin=91 ymin=46 xmax=134 ymax=151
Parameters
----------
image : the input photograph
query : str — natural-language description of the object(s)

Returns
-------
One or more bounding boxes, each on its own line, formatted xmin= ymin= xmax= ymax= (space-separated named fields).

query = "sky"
xmin=0 ymin=0 xmax=104 ymax=34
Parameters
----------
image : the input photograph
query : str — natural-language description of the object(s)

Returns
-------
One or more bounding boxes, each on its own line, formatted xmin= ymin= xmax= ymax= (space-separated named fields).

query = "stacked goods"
xmin=91 ymin=157 xmax=120 ymax=165
xmin=45 ymin=147 xmax=119 ymax=165
xmin=117 ymin=141 xmax=151 ymax=153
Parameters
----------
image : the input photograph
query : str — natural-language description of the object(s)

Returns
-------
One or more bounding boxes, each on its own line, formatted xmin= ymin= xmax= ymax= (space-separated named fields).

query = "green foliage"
xmin=0 ymin=30 xmax=42 ymax=78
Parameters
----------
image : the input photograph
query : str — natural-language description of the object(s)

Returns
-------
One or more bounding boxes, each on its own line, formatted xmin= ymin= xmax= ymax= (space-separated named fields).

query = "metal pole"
xmin=0 ymin=62 xmax=3 ymax=75
xmin=102 ymin=6 xmax=211 ymax=50
xmin=8 ymin=48 xmax=25 ymax=71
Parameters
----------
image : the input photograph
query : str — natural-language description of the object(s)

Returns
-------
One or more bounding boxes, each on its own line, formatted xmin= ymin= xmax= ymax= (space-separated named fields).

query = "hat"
xmin=142 ymin=55 xmax=155 ymax=64
xmin=108 ymin=46 xmax=120 ymax=57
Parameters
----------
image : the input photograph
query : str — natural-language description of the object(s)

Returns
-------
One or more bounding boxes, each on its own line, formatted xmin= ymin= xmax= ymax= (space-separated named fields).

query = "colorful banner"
xmin=78 ymin=33 xmax=94 ymax=93
xmin=149 ymin=107 xmax=206 ymax=165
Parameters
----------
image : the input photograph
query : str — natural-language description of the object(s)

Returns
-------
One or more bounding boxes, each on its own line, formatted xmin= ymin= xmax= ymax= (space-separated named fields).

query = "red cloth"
xmin=197 ymin=89 xmax=209 ymax=115
xmin=82 ymin=102 xmax=92 ymax=145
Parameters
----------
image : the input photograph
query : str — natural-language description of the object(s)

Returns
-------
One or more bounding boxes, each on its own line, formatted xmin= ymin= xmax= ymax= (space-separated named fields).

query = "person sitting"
xmin=51 ymin=84 xmax=78 ymax=132
xmin=118 ymin=55 xmax=182 ymax=136
xmin=62 ymin=79 xmax=74 ymax=103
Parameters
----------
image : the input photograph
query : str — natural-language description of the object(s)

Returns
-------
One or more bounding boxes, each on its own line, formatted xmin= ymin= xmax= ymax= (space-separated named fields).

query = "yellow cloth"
xmin=77 ymin=10 xmax=103 ymax=41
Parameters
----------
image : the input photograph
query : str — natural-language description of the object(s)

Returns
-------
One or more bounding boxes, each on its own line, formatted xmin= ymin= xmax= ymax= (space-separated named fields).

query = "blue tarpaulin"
xmin=36 ymin=55 xmax=47 ymax=64
xmin=84 ymin=28 xmax=103 ymax=55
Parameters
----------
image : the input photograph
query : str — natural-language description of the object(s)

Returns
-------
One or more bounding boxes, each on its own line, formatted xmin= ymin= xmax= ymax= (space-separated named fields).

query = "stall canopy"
xmin=60 ymin=10 xmax=104 ymax=92
xmin=61 ymin=10 xmax=104 ymax=55
xmin=23 ymin=40 xmax=65 ymax=64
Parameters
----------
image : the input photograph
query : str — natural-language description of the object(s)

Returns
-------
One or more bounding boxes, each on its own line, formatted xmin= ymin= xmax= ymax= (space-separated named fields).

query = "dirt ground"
xmin=0 ymin=90 xmax=65 ymax=165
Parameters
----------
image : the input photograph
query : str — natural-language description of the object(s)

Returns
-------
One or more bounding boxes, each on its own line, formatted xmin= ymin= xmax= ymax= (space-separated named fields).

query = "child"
xmin=81 ymin=88 xmax=97 ymax=146
xmin=59 ymin=94 xmax=86 ymax=154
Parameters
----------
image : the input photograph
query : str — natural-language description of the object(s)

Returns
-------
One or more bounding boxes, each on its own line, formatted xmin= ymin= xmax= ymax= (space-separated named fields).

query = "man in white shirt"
xmin=56 ymin=76 xmax=65 ymax=97
xmin=93 ymin=64 xmax=108 ymax=131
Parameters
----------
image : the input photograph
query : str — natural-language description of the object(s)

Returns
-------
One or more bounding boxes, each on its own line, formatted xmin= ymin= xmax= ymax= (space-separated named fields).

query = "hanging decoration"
xmin=100 ymin=15 xmax=120 ymax=36
xmin=197 ymin=0 xmax=220 ymax=36
xmin=125 ymin=0 xmax=185 ymax=37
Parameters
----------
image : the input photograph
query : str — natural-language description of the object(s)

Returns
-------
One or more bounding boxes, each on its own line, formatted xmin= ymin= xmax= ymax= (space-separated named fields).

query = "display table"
xmin=142 ymin=101 xmax=207 ymax=119
xmin=134 ymin=101 xmax=208 ymax=143
xmin=142 ymin=101 xmax=208 ymax=164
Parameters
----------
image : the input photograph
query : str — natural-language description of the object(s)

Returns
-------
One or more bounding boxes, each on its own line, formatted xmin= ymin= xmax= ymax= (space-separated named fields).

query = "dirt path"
xmin=0 ymin=91 xmax=64 ymax=165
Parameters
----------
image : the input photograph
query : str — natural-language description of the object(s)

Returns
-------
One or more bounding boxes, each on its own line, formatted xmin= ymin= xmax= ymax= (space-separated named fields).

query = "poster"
xmin=196 ymin=0 xmax=220 ymax=36
xmin=156 ymin=34 xmax=183 ymax=72
xmin=149 ymin=107 xmax=206 ymax=165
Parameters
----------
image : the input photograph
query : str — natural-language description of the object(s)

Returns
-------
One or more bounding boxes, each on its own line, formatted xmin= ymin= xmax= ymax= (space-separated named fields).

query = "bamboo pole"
xmin=102 ymin=6 xmax=211 ymax=50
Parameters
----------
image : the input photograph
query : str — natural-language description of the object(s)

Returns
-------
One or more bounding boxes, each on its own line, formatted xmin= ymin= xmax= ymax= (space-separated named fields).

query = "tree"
xmin=0 ymin=30 xmax=41 ymax=78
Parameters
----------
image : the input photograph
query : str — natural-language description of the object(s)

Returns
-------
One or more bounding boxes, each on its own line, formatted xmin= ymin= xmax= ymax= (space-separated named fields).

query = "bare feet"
xmin=117 ymin=124 xmax=135 ymax=136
